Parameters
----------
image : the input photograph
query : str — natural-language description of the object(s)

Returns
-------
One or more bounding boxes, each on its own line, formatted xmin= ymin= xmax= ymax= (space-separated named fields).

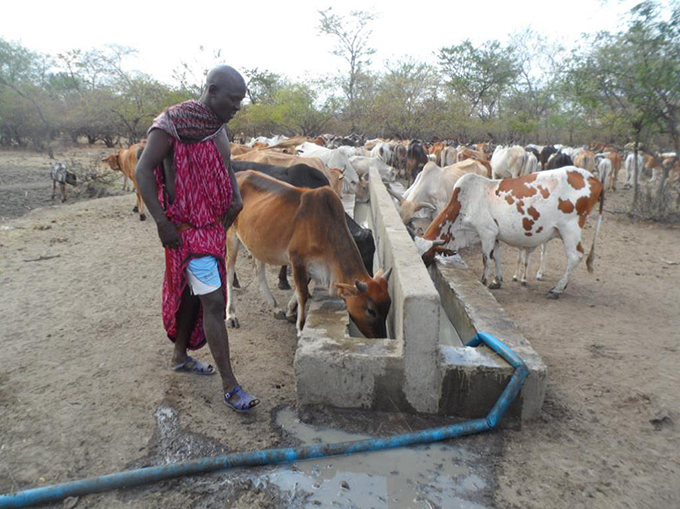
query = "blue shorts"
xmin=186 ymin=256 xmax=221 ymax=295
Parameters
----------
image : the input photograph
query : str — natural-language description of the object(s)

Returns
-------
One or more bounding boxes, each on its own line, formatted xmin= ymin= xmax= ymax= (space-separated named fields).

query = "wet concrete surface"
xmin=117 ymin=403 xmax=500 ymax=508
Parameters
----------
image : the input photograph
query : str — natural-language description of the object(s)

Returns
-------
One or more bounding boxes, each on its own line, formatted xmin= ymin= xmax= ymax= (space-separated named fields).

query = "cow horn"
xmin=417 ymin=202 xmax=437 ymax=212
xmin=354 ymin=279 xmax=369 ymax=293
xmin=382 ymin=267 xmax=393 ymax=281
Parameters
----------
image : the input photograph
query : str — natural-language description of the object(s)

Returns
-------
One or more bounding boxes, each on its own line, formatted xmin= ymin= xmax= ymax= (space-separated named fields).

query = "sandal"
xmin=172 ymin=356 xmax=216 ymax=375
xmin=224 ymin=385 xmax=260 ymax=413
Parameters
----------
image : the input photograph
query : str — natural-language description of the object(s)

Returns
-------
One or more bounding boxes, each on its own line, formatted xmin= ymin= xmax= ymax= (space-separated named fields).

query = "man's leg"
xmin=199 ymin=288 xmax=258 ymax=409
xmin=171 ymin=286 xmax=200 ymax=367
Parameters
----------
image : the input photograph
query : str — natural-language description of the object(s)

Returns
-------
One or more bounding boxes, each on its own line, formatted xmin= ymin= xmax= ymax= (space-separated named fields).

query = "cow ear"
xmin=336 ymin=283 xmax=358 ymax=298
xmin=354 ymin=279 xmax=369 ymax=293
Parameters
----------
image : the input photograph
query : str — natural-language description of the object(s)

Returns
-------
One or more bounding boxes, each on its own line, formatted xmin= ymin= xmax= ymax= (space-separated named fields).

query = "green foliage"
xmin=438 ymin=39 xmax=520 ymax=120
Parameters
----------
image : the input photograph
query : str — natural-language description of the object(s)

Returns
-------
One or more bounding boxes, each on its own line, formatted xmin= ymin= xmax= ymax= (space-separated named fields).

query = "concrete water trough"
xmin=294 ymin=167 xmax=547 ymax=421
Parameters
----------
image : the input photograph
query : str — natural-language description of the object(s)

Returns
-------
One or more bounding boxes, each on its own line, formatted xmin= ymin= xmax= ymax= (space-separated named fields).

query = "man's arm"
xmin=135 ymin=129 xmax=182 ymax=248
xmin=216 ymin=131 xmax=243 ymax=229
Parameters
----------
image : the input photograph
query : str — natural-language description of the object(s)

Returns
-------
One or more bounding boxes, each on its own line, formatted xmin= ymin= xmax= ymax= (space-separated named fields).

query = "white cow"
xmin=349 ymin=156 xmax=396 ymax=182
xmin=491 ymin=146 xmax=536 ymax=179
xmin=297 ymin=143 xmax=359 ymax=192
xmin=392 ymin=160 xmax=488 ymax=232
xmin=415 ymin=167 xmax=605 ymax=298
xmin=440 ymin=146 xmax=458 ymax=167
xmin=370 ymin=142 xmax=393 ymax=164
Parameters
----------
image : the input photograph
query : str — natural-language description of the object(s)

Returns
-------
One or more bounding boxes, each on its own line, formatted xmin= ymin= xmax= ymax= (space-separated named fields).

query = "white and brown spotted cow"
xmin=415 ymin=167 xmax=604 ymax=298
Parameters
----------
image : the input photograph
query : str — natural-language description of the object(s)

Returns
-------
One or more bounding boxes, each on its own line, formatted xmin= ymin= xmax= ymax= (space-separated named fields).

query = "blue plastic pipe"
xmin=0 ymin=332 xmax=529 ymax=509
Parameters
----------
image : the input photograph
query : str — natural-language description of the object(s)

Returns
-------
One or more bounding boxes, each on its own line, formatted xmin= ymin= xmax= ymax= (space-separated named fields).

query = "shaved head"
xmin=205 ymin=65 xmax=246 ymax=94
xmin=200 ymin=65 xmax=246 ymax=123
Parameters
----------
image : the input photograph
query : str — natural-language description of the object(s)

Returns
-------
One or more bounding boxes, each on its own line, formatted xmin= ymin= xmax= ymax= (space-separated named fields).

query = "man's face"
xmin=211 ymin=84 xmax=245 ymax=123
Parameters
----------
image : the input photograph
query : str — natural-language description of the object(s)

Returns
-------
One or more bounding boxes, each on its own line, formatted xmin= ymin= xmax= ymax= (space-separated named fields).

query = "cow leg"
xmin=479 ymin=235 xmax=498 ymax=288
xmin=512 ymin=249 xmax=524 ymax=282
xmin=122 ymin=175 xmax=128 ymax=192
xmin=226 ymin=230 xmax=240 ymax=328
xmin=278 ymin=265 xmax=291 ymax=290
xmin=51 ymin=180 xmax=56 ymax=200
xmin=60 ymin=183 xmax=67 ymax=203
xmin=547 ymin=227 xmax=583 ymax=299
xmin=255 ymin=259 xmax=286 ymax=320
xmin=536 ymin=242 xmax=548 ymax=280
xmin=137 ymin=190 xmax=146 ymax=221
xmin=291 ymin=262 xmax=310 ymax=333
xmin=520 ymin=247 xmax=536 ymax=286
xmin=488 ymin=240 xmax=503 ymax=289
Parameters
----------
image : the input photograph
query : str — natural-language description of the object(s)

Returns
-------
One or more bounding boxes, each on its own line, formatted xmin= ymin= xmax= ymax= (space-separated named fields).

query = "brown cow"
xmin=226 ymin=171 xmax=392 ymax=337
xmin=103 ymin=141 xmax=147 ymax=220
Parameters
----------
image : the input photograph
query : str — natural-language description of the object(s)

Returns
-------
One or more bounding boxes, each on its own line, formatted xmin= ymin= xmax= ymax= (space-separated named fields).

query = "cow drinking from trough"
xmin=226 ymin=171 xmax=392 ymax=336
xmin=415 ymin=167 xmax=604 ymax=299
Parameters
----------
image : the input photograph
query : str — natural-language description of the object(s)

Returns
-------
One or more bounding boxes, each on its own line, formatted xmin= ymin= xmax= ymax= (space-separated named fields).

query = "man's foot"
xmin=224 ymin=385 xmax=260 ymax=413
xmin=172 ymin=356 xmax=216 ymax=375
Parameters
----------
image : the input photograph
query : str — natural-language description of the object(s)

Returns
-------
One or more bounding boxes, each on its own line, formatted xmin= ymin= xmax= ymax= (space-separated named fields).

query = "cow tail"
xmin=586 ymin=183 xmax=605 ymax=273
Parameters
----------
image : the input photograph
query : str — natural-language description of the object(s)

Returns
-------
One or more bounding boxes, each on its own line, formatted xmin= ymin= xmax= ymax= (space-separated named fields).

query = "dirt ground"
xmin=0 ymin=147 xmax=679 ymax=508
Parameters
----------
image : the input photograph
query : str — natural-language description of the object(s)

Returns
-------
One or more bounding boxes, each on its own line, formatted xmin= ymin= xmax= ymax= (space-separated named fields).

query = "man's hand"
xmin=222 ymin=200 xmax=243 ymax=230
xmin=157 ymin=217 xmax=182 ymax=249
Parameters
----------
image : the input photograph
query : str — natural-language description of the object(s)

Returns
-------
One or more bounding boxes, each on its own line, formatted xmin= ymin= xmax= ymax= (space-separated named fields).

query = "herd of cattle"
xmin=93 ymin=135 xmax=678 ymax=337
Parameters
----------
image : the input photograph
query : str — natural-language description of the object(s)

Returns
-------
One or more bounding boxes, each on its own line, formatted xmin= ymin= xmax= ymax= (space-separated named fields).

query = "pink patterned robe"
xmin=150 ymin=101 xmax=232 ymax=350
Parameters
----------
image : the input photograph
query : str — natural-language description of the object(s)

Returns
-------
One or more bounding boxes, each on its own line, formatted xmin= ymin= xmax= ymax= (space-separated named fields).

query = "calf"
xmin=415 ymin=167 xmax=604 ymax=299
xmin=50 ymin=163 xmax=77 ymax=202
xmin=226 ymin=171 xmax=391 ymax=336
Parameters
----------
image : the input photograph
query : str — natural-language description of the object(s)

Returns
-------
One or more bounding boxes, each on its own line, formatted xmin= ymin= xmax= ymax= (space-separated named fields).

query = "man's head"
xmin=200 ymin=65 xmax=246 ymax=123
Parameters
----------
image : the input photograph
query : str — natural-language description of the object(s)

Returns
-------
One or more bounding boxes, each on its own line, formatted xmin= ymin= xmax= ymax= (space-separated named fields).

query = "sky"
xmin=1 ymin=0 xmax=647 ymax=85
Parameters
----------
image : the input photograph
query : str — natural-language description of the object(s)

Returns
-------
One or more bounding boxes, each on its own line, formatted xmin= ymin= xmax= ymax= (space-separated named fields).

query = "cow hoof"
xmin=140 ymin=214 xmax=146 ymax=221
xmin=286 ymin=314 xmax=297 ymax=324
xmin=278 ymin=281 xmax=292 ymax=290
xmin=536 ymin=275 xmax=543 ymax=281
xmin=274 ymin=310 xmax=287 ymax=320
xmin=512 ymin=276 xmax=519 ymax=282
xmin=227 ymin=317 xmax=240 ymax=328
xmin=133 ymin=206 xmax=139 ymax=213
xmin=546 ymin=291 xmax=560 ymax=300
xmin=488 ymin=280 xmax=502 ymax=290
xmin=521 ymin=281 xmax=528 ymax=287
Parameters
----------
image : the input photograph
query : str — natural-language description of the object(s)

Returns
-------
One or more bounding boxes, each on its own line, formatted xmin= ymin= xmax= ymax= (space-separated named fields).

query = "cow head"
xmin=336 ymin=268 xmax=392 ymax=338
xmin=102 ymin=154 xmax=121 ymax=171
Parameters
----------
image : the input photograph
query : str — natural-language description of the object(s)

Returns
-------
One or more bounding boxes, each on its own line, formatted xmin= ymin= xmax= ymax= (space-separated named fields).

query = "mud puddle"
xmin=268 ymin=408 xmax=492 ymax=508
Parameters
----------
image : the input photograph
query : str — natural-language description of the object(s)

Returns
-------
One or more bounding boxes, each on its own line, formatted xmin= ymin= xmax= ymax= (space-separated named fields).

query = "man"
xmin=136 ymin=65 xmax=259 ymax=412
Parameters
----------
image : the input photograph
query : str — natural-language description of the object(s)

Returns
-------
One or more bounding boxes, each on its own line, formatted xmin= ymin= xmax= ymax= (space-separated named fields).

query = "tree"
xmin=0 ymin=38 xmax=56 ymax=152
xmin=369 ymin=57 xmax=441 ymax=139
xmin=569 ymin=1 xmax=680 ymax=217
xmin=438 ymin=40 xmax=519 ymax=120
xmin=318 ymin=7 xmax=376 ymax=132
